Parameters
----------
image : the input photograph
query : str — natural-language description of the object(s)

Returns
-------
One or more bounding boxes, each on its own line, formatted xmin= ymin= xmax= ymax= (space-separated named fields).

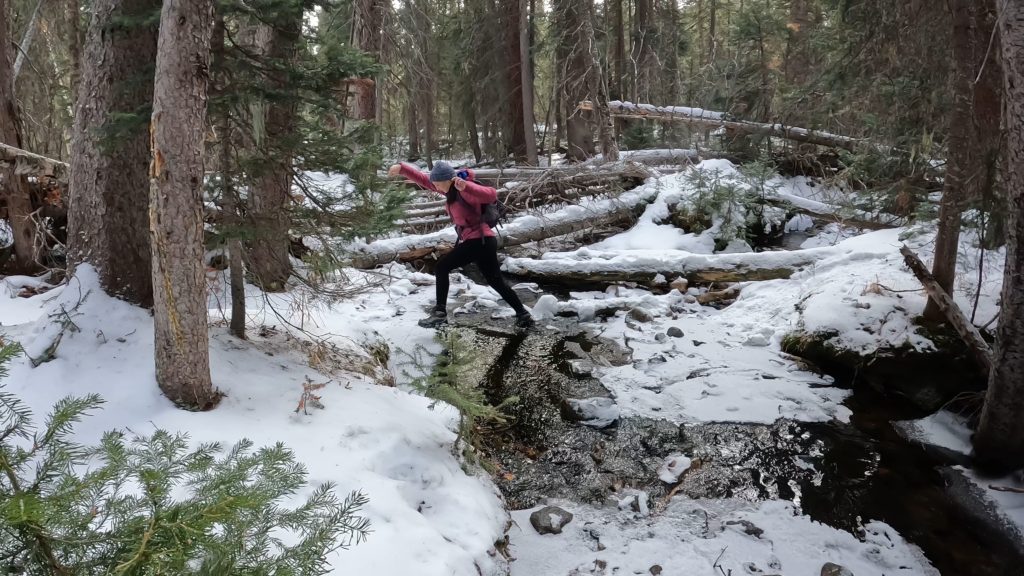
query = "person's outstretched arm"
xmin=453 ymin=177 xmax=497 ymax=204
xmin=389 ymin=162 xmax=437 ymax=193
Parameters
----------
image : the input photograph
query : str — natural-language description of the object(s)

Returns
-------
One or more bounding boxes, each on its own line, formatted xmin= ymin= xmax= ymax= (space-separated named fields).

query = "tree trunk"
xmin=0 ymin=0 xmax=39 ymax=273
xmin=925 ymin=0 xmax=1001 ymax=321
xmin=13 ymin=0 xmax=46 ymax=89
xmin=149 ymin=0 xmax=219 ymax=410
xmin=707 ymin=0 xmax=718 ymax=65
xmin=520 ymin=0 xmax=538 ymax=165
xmin=555 ymin=0 xmax=600 ymax=161
xmin=502 ymin=0 xmax=528 ymax=162
xmin=351 ymin=0 xmax=383 ymax=121
xmin=973 ymin=0 xmax=1024 ymax=473
xmin=631 ymin=0 xmax=656 ymax=104
xmin=407 ymin=86 xmax=420 ymax=158
xmin=211 ymin=13 xmax=244 ymax=339
xmin=610 ymin=0 xmax=625 ymax=101
xmin=246 ymin=12 xmax=303 ymax=292
xmin=69 ymin=0 xmax=82 ymax=100
xmin=68 ymin=0 xmax=158 ymax=307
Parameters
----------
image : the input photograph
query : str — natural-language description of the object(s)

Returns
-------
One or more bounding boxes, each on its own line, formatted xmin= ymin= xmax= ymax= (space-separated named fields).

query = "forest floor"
xmin=2 ymin=160 xmax=1023 ymax=575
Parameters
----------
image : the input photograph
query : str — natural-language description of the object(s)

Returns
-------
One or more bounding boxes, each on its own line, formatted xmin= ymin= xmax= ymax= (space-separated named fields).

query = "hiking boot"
xmin=418 ymin=309 xmax=448 ymax=328
xmin=515 ymin=312 xmax=535 ymax=328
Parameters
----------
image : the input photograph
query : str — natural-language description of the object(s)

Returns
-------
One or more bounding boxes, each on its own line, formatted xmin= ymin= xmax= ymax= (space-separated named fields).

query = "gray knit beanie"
xmin=429 ymin=161 xmax=455 ymax=182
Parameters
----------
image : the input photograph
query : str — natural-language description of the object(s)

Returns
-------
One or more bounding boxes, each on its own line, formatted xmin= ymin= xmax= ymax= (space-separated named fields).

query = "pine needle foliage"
xmin=405 ymin=331 xmax=516 ymax=467
xmin=0 ymin=340 xmax=369 ymax=575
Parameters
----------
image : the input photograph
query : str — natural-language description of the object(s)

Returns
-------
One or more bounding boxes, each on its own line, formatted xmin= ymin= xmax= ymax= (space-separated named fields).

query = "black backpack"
xmin=456 ymin=170 xmax=508 ymax=229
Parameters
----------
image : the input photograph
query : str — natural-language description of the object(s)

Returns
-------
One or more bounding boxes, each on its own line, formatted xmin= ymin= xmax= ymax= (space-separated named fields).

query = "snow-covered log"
xmin=395 ymin=162 xmax=657 ymax=232
xmin=0 ymin=142 xmax=69 ymax=181
xmin=899 ymin=245 xmax=994 ymax=375
xmin=605 ymin=101 xmax=865 ymax=152
xmin=349 ymin=187 xmax=659 ymax=269
xmin=501 ymin=246 xmax=840 ymax=286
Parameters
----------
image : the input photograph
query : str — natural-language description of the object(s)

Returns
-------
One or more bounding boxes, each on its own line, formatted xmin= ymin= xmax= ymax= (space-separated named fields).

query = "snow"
xmin=508 ymin=499 xmax=936 ymax=576
xmin=898 ymin=411 xmax=1024 ymax=539
xmin=657 ymin=454 xmax=692 ymax=483
xmin=3 ymin=159 xmax=1012 ymax=575
xmin=3 ymin=266 xmax=508 ymax=576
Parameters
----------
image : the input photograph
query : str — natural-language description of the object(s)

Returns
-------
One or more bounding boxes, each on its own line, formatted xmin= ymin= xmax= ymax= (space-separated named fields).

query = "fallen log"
xmin=349 ymin=189 xmax=658 ymax=269
xmin=603 ymin=101 xmax=865 ymax=152
xmin=502 ymin=246 xmax=839 ymax=286
xmin=0 ymin=142 xmax=69 ymax=182
xmin=899 ymin=245 xmax=994 ymax=375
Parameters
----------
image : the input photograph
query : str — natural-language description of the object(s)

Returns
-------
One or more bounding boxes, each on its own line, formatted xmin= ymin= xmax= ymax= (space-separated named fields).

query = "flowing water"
xmin=447 ymin=316 xmax=1024 ymax=576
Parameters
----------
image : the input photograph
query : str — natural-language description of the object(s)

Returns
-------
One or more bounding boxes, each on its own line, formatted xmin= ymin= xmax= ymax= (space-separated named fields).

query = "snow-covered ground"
xmin=1 ymin=159 xmax=1013 ymax=575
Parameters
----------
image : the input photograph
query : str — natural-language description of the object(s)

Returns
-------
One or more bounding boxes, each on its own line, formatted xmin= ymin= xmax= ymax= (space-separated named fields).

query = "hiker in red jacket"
xmin=388 ymin=161 xmax=535 ymax=328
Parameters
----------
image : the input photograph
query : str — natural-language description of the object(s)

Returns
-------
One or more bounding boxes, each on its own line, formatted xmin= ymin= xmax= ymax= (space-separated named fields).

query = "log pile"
xmin=395 ymin=161 xmax=656 ymax=233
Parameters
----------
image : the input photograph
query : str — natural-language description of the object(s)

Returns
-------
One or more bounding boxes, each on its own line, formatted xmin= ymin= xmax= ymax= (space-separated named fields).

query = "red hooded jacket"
xmin=399 ymin=162 xmax=498 ymax=241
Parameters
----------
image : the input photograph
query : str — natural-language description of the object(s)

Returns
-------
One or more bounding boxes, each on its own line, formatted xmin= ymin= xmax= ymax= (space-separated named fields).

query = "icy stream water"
xmin=445 ymin=314 xmax=1024 ymax=576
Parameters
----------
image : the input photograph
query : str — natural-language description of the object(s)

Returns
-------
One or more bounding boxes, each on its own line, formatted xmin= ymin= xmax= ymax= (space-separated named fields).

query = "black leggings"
xmin=434 ymin=236 xmax=527 ymax=315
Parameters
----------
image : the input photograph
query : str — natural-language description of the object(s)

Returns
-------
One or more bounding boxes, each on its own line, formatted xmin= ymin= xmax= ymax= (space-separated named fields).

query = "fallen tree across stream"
xmin=501 ymin=245 xmax=842 ymax=286
xmin=349 ymin=186 xmax=661 ymax=269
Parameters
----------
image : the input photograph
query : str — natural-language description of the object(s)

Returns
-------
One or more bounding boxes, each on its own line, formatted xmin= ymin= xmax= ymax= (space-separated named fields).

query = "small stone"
xmin=821 ymin=563 xmax=854 ymax=576
xmin=628 ymin=307 xmax=654 ymax=323
xmin=655 ymin=332 xmax=668 ymax=343
xmin=667 ymin=327 xmax=684 ymax=338
xmin=692 ymin=340 xmax=705 ymax=347
xmin=670 ymin=277 xmax=688 ymax=292
xmin=683 ymin=295 xmax=698 ymax=304
xmin=725 ymin=519 xmax=764 ymax=538
xmin=529 ymin=506 xmax=574 ymax=535
xmin=650 ymin=566 xmax=663 ymax=575
xmin=569 ymin=360 xmax=594 ymax=376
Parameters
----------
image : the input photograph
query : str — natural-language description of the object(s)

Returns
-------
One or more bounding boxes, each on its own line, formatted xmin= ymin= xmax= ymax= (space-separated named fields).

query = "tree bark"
xmin=630 ymin=0 xmax=656 ymax=104
xmin=925 ymin=0 xmax=1002 ymax=321
xmin=974 ymin=0 xmax=1024 ymax=472
xmin=502 ymin=0 xmax=528 ymax=162
xmin=0 ymin=0 xmax=40 ymax=273
xmin=610 ymin=0 xmax=625 ymax=101
xmin=520 ymin=0 xmax=538 ymax=165
xmin=246 ymin=12 xmax=303 ymax=292
xmin=351 ymin=0 xmax=383 ymax=121
xmin=211 ymin=13 xmax=244 ymax=339
xmin=149 ymin=0 xmax=219 ymax=410
xmin=68 ymin=0 xmax=158 ymax=307
xmin=12 ymin=0 xmax=46 ymax=89
xmin=555 ymin=0 xmax=595 ymax=161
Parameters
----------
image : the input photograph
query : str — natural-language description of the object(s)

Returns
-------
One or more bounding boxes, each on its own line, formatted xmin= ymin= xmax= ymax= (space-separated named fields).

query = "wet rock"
xmin=563 ymin=341 xmax=589 ymax=360
xmin=649 ymin=565 xmax=663 ymax=575
xmin=820 ymin=563 xmax=854 ymax=576
xmin=568 ymin=360 xmax=594 ymax=377
xmin=628 ymin=307 xmax=654 ymax=322
xmin=530 ymin=506 xmax=574 ymax=535
xmin=725 ymin=519 xmax=764 ymax=538
xmin=567 ymin=397 xmax=620 ymax=428
xmin=667 ymin=327 xmax=684 ymax=338
xmin=655 ymin=332 xmax=668 ymax=343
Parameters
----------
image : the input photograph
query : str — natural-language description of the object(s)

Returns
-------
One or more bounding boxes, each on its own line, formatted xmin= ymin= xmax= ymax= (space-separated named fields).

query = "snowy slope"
xmin=2 ymin=266 xmax=508 ymax=576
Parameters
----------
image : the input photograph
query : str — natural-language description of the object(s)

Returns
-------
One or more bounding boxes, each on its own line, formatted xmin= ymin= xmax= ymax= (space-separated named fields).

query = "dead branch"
xmin=900 ymin=244 xmax=994 ymax=375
